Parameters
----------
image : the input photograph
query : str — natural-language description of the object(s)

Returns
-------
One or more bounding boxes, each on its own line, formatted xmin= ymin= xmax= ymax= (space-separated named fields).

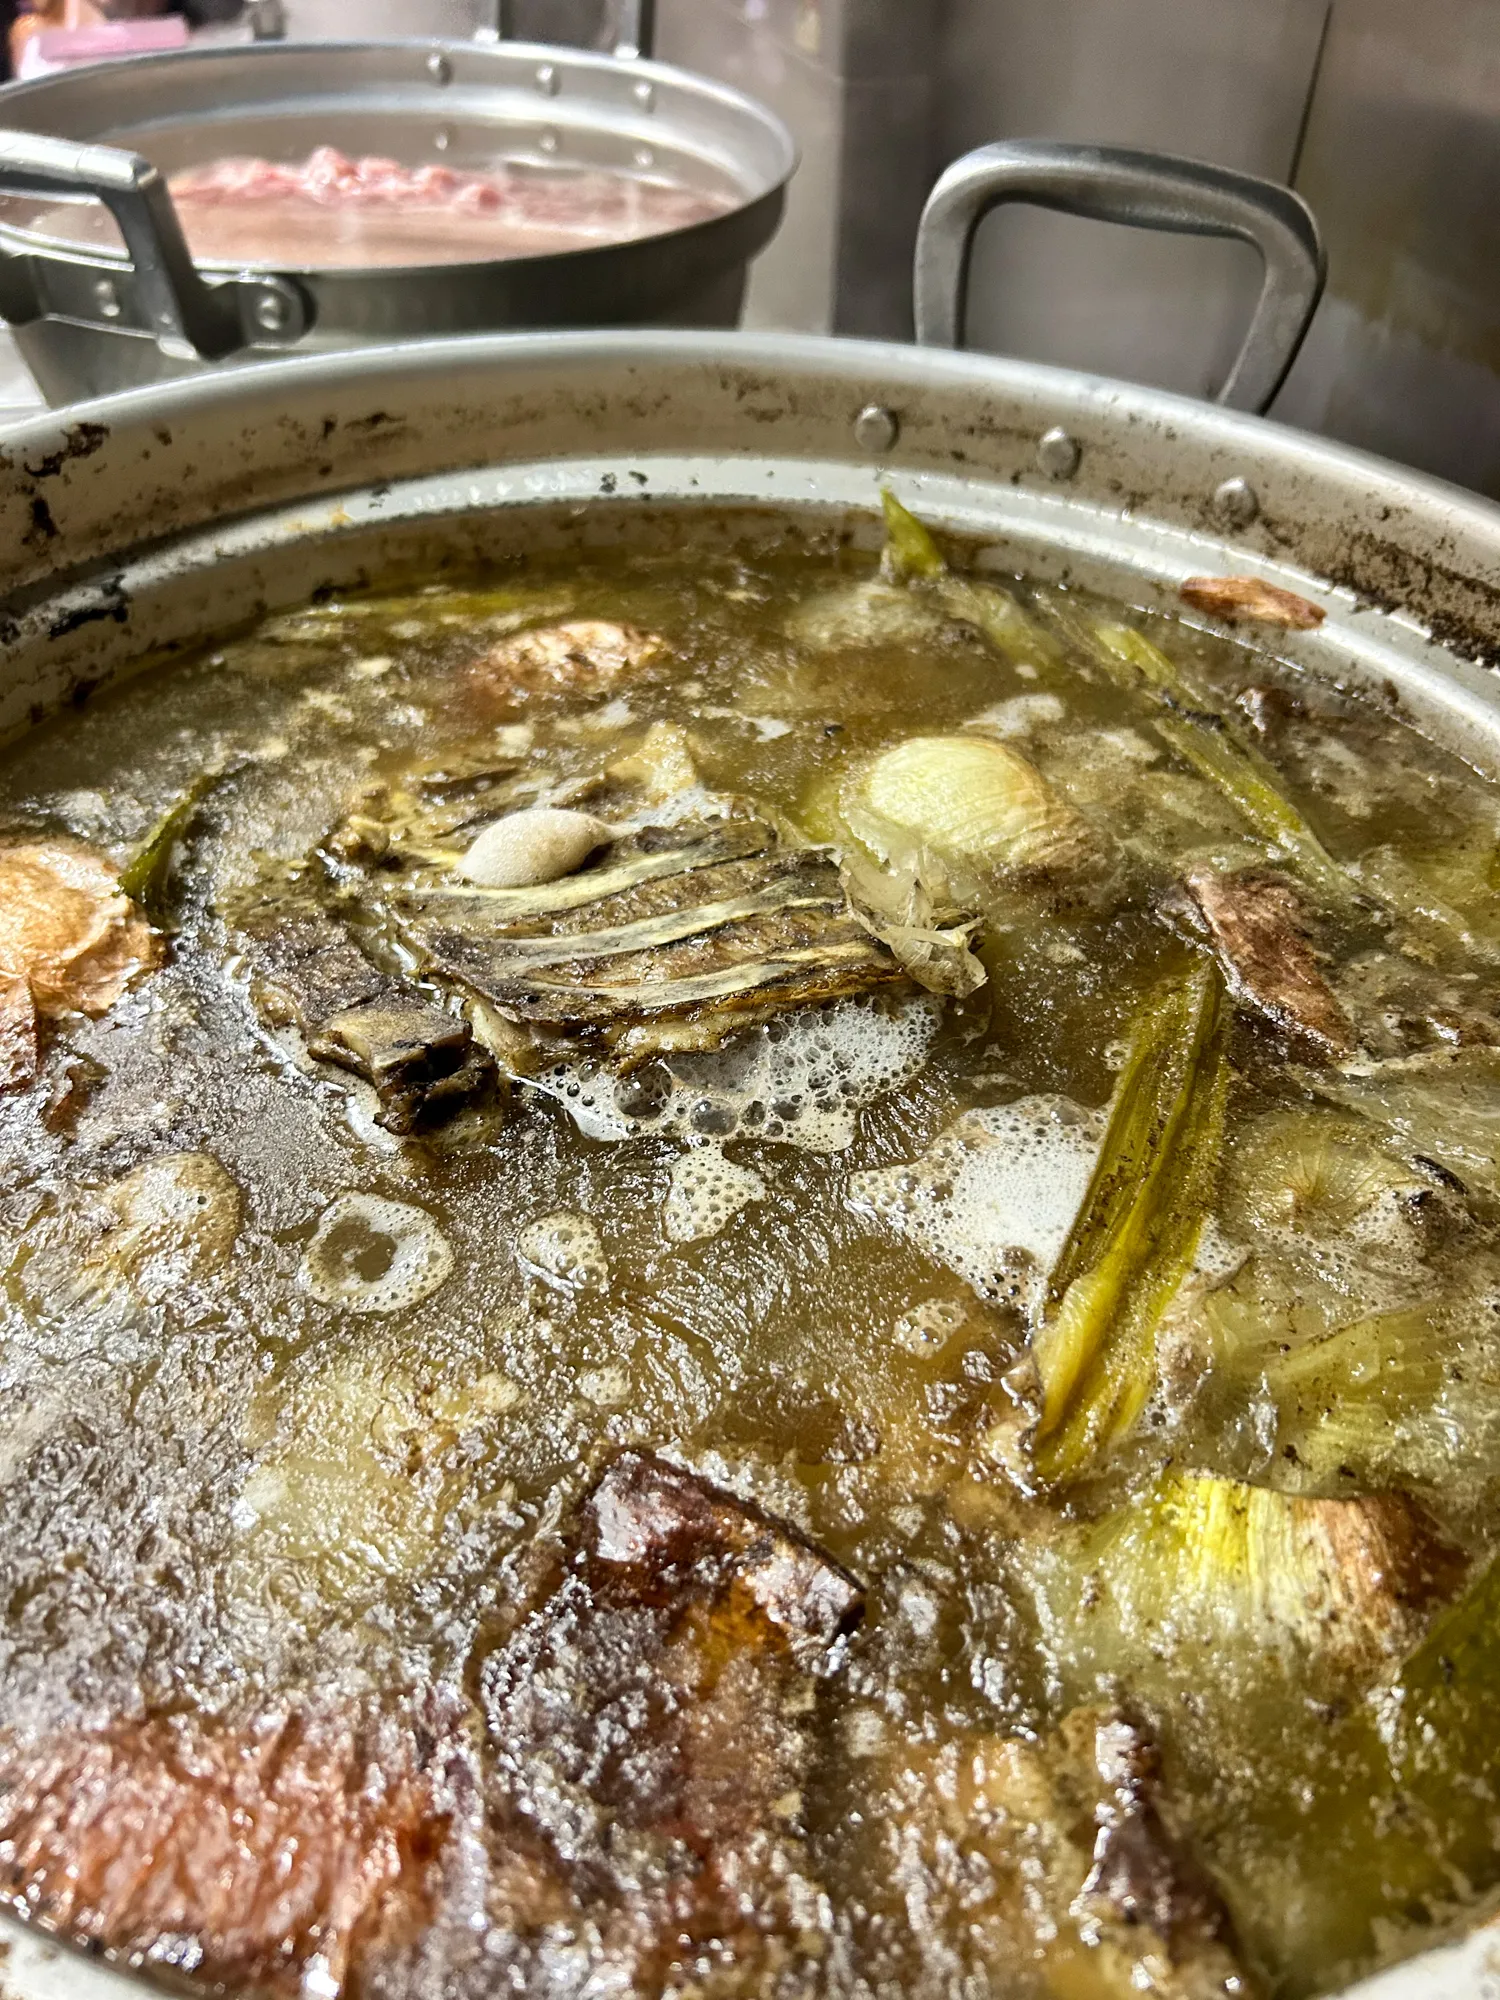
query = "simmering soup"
xmin=0 ymin=498 xmax=1497 ymax=2000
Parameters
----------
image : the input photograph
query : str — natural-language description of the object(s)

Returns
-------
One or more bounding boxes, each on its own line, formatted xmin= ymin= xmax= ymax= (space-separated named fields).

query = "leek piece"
xmin=1153 ymin=712 xmax=1359 ymax=910
xmin=940 ymin=576 xmax=1065 ymax=673
xmin=1041 ymin=595 xmax=1364 ymax=911
xmin=1039 ymin=593 xmax=1205 ymax=707
xmin=1093 ymin=618 xmax=1208 ymax=705
xmin=877 ymin=493 xmax=1066 ymax=670
xmin=1315 ymin=1047 xmax=1500 ymax=1200
xmin=879 ymin=487 xmax=947 ymax=581
xmin=118 ymin=774 xmax=214 ymax=922
xmin=1031 ymin=958 xmax=1229 ymax=1483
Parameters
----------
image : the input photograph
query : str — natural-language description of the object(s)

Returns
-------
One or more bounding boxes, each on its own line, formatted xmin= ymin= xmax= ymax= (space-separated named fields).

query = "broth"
xmin=16 ymin=147 xmax=734 ymax=269
xmin=0 ymin=506 xmax=1497 ymax=2000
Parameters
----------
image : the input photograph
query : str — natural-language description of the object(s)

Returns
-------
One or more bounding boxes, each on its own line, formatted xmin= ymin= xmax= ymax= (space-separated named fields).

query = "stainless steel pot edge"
xmin=0 ymin=44 xmax=797 ymax=396
xmin=1 ymin=331 xmax=1495 ymax=741
xmin=0 ymin=329 xmax=1495 ymax=2000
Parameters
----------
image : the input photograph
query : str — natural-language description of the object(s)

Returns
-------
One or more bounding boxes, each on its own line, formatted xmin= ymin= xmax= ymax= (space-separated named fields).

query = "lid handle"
xmin=913 ymin=139 xmax=1325 ymax=415
xmin=0 ymin=131 xmax=311 ymax=360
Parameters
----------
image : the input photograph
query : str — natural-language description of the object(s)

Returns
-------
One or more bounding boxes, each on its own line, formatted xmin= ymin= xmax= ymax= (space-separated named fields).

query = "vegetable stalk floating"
xmin=879 ymin=489 xmax=1064 ymax=672
xmin=118 ymin=774 xmax=216 ymax=924
xmin=1041 ymin=593 xmax=1366 ymax=912
xmin=1030 ymin=958 xmax=1229 ymax=1484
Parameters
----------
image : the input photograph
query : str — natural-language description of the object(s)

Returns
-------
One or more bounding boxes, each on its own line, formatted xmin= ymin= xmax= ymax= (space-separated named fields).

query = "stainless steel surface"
xmin=247 ymin=0 xmax=287 ymax=39
xmin=933 ymin=0 xmax=1329 ymax=396
xmin=914 ymin=139 xmax=1324 ymax=413
xmin=609 ymin=0 xmax=654 ymax=62
xmin=1274 ymin=0 xmax=1500 ymax=500
xmin=655 ymin=0 xmax=936 ymax=337
xmin=0 ymin=327 xmax=1496 ymax=1999
xmin=0 ymin=37 xmax=793 ymax=401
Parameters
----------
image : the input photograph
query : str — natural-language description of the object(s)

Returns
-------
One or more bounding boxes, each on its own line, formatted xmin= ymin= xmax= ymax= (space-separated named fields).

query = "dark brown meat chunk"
xmin=308 ymin=996 xmax=494 ymax=1133
xmin=470 ymin=1452 xmax=863 ymax=1994
xmin=1063 ymin=1709 xmax=1240 ymax=1964
xmin=1183 ymin=865 xmax=1354 ymax=1055
xmin=1180 ymin=576 xmax=1325 ymax=630
xmin=0 ymin=1698 xmax=464 ymax=1996
xmin=231 ymin=897 xmax=494 ymax=1133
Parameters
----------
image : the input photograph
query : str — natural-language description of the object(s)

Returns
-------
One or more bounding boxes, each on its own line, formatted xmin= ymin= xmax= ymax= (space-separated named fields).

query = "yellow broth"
xmin=0 ymin=527 xmax=1498 ymax=2000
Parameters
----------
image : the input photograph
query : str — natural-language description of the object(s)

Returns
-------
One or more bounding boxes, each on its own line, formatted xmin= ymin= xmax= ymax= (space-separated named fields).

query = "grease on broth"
xmin=0 ymin=508 xmax=1497 ymax=2000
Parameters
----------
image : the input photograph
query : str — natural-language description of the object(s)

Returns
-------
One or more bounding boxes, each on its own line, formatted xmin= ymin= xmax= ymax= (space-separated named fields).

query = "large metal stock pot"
xmin=0 ymin=27 xmax=794 ymax=403
xmin=0 ymin=146 xmax=1495 ymax=2000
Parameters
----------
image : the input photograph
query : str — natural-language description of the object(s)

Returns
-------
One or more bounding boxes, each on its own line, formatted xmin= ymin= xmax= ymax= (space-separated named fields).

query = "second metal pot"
xmin=0 ymin=34 xmax=795 ymax=403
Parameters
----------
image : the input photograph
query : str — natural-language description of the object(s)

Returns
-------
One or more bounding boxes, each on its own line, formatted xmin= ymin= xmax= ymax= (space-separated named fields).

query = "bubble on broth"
xmin=299 ymin=1194 xmax=453 ymax=1313
xmin=848 ymin=1095 xmax=1105 ymax=1310
xmin=578 ymin=1364 xmax=630 ymax=1406
xmin=533 ymin=992 xmax=944 ymax=1154
xmin=662 ymin=1146 xmax=768 ymax=1244
xmin=516 ymin=1210 xmax=609 ymax=1294
xmin=891 ymin=1298 xmax=969 ymax=1356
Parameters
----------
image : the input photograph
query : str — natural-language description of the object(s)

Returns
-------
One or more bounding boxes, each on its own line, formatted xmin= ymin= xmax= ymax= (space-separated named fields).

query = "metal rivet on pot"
xmin=538 ymin=126 xmax=560 ymax=154
xmin=1037 ymin=427 xmax=1081 ymax=479
xmin=536 ymin=62 xmax=559 ymax=94
xmin=433 ymin=124 xmax=453 ymax=152
xmin=93 ymin=277 xmax=122 ymax=321
xmin=253 ymin=288 xmax=292 ymax=334
xmin=426 ymin=50 xmax=453 ymax=84
xmin=1213 ymin=475 xmax=1260 ymax=527
xmin=634 ymin=145 xmax=656 ymax=169
xmin=633 ymin=79 xmax=656 ymax=109
xmin=853 ymin=404 xmax=899 ymax=454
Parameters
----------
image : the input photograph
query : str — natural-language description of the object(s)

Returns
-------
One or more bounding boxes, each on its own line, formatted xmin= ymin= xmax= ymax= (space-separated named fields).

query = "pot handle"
xmin=914 ymin=139 xmax=1325 ymax=414
xmin=0 ymin=130 xmax=309 ymax=361
xmin=612 ymin=0 xmax=654 ymax=60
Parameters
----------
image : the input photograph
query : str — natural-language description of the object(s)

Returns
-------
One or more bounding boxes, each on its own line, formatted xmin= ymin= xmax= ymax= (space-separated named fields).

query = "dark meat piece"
xmin=232 ymin=896 xmax=494 ymax=1133
xmin=1180 ymin=576 xmax=1325 ymax=630
xmin=308 ymin=996 xmax=494 ymax=1132
xmin=469 ymin=1452 xmax=863 ymax=1993
xmin=1234 ymin=684 xmax=1305 ymax=739
xmin=845 ymin=1704 xmax=1255 ymax=1998
xmin=1063 ymin=1708 xmax=1241 ymax=1965
xmin=0 ymin=1697 xmax=465 ymax=1996
xmin=1182 ymin=865 xmax=1354 ymax=1055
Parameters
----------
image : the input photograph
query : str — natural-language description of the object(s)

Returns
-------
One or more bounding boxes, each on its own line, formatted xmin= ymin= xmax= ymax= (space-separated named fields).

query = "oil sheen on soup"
xmin=0 ymin=495 xmax=1497 ymax=2000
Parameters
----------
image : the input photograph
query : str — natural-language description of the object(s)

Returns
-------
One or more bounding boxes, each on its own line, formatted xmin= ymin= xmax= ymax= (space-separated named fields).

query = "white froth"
xmin=662 ymin=1146 xmax=768 ymax=1243
xmin=517 ymin=1209 xmax=610 ymax=1293
xmin=298 ymin=1193 xmax=453 ymax=1314
xmin=967 ymin=693 xmax=1066 ymax=739
xmin=848 ymin=1095 xmax=1103 ymax=1311
xmin=532 ymin=992 xmax=944 ymax=1155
